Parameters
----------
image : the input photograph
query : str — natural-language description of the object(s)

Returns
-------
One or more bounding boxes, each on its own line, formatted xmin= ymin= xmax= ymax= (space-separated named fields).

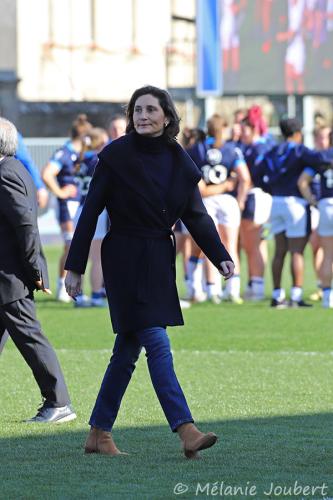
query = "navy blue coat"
xmin=65 ymin=132 xmax=232 ymax=333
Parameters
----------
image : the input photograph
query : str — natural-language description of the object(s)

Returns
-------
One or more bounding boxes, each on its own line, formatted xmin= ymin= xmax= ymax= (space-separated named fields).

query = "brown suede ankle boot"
xmin=177 ymin=423 xmax=217 ymax=459
xmin=84 ymin=426 xmax=127 ymax=456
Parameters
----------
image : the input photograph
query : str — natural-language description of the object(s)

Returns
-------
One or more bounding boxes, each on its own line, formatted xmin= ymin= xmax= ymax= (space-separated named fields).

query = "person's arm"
xmin=36 ymin=187 xmax=49 ymax=209
xmin=42 ymin=161 xmax=77 ymax=199
xmin=16 ymin=134 xmax=50 ymax=209
xmin=181 ymin=186 xmax=234 ymax=278
xmin=297 ymin=168 xmax=317 ymax=206
xmin=301 ymin=146 xmax=333 ymax=169
xmin=198 ymin=177 xmax=237 ymax=197
xmin=234 ymin=160 xmax=251 ymax=211
xmin=0 ymin=166 xmax=44 ymax=288
xmin=16 ymin=133 xmax=44 ymax=190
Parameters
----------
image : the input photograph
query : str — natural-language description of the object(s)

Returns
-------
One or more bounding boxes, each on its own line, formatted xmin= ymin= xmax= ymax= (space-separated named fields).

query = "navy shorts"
xmin=241 ymin=188 xmax=272 ymax=225
xmin=57 ymin=199 xmax=80 ymax=224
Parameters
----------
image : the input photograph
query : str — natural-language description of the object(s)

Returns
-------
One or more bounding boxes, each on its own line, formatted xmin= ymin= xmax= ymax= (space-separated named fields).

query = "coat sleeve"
xmin=181 ymin=186 xmax=233 ymax=268
xmin=65 ymin=159 xmax=110 ymax=274
xmin=0 ymin=167 xmax=41 ymax=284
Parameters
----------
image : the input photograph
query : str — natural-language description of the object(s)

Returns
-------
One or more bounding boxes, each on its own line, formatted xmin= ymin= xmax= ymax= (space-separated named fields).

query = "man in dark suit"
xmin=0 ymin=117 xmax=76 ymax=423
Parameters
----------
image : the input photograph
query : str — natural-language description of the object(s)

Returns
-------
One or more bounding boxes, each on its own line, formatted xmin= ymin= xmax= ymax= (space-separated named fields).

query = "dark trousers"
xmin=89 ymin=326 xmax=194 ymax=432
xmin=0 ymin=295 xmax=70 ymax=407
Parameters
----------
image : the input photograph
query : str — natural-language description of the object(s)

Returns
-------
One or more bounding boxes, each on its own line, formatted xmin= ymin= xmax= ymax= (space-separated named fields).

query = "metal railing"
xmin=23 ymin=138 xmax=67 ymax=240
xmin=24 ymin=137 xmax=67 ymax=171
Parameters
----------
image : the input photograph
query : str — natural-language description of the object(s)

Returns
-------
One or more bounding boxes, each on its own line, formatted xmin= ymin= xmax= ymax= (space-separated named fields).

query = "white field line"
xmin=176 ymin=350 xmax=333 ymax=356
xmin=55 ymin=349 xmax=333 ymax=356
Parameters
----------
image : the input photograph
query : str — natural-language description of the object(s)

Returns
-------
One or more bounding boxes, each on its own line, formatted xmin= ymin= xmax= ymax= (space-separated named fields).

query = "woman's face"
xmin=241 ymin=124 xmax=254 ymax=145
xmin=314 ymin=128 xmax=331 ymax=150
xmin=232 ymin=123 xmax=242 ymax=141
xmin=133 ymin=94 xmax=167 ymax=137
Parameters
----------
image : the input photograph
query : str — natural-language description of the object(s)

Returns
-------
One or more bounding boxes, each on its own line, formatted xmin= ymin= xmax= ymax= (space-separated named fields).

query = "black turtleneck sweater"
xmin=134 ymin=132 xmax=173 ymax=201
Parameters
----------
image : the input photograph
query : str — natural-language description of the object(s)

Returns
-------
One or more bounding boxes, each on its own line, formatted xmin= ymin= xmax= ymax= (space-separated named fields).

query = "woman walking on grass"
xmin=65 ymin=85 xmax=234 ymax=458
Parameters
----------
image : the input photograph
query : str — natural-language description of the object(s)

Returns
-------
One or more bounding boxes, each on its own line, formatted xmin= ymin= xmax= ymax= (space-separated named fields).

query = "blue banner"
xmin=196 ymin=0 xmax=223 ymax=96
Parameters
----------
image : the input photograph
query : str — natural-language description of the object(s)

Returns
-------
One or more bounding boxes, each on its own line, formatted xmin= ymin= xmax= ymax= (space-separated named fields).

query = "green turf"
xmin=0 ymin=245 xmax=332 ymax=499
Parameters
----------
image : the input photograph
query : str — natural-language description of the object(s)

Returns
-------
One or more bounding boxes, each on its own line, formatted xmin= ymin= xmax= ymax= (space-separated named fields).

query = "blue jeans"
xmin=89 ymin=327 xmax=194 ymax=432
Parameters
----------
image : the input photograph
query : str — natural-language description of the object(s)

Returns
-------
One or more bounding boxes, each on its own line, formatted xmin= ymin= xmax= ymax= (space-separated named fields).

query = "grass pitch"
xmin=0 ymin=245 xmax=332 ymax=499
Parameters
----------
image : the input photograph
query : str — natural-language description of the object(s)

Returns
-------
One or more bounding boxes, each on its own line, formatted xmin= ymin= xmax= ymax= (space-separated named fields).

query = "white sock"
xmin=206 ymin=283 xmax=218 ymax=298
xmin=225 ymin=275 xmax=240 ymax=299
xmin=290 ymin=287 xmax=302 ymax=302
xmin=215 ymin=272 xmax=222 ymax=297
xmin=187 ymin=257 xmax=204 ymax=298
xmin=272 ymin=288 xmax=285 ymax=301
xmin=206 ymin=267 xmax=222 ymax=298
xmin=251 ymin=276 xmax=265 ymax=299
xmin=322 ymin=288 xmax=333 ymax=307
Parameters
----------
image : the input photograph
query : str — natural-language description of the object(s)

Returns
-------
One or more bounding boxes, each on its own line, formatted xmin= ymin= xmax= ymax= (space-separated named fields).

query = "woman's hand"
xmin=37 ymin=187 xmax=49 ymax=209
xmin=65 ymin=271 xmax=82 ymax=299
xmin=219 ymin=260 xmax=235 ymax=280
xmin=223 ymin=177 xmax=237 ymax=193
xmin=60 ymin=184 xmax=78 ymax=199
xmin=35 ymin=280 xmax=52 ymax=295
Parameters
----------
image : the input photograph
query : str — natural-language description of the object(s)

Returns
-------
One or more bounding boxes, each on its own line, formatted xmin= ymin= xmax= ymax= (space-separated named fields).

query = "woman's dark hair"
xmin=126 ymin=85 xmax=180 ymax=142
xmin=182 ymin=127 xmax=206 ymax=148
xmin=279 ymin=118 xmax=302 ymax=139
xmin=241 ymin=117 xmax=253 ymax=129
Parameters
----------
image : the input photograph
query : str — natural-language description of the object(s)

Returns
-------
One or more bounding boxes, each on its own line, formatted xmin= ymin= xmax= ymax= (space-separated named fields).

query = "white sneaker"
xmin=310 ymin=289 xmax=323 ymax=301
xmin=179 ymin=299 xmax=191 ymax=309
xmin=208 ymin=294 xmax=222 ymax=305
xmin=90 ymin=297 xmax=107 ymax=308
xmin=190 ymin=292 xmax=207 ymax=303
xmin=56 ymin=283 xmax=71 ymax=303
xmin=222 ymin=292 xmax=244 ymax=304
xmin=74 ymin=294 xmax=91 ymax=308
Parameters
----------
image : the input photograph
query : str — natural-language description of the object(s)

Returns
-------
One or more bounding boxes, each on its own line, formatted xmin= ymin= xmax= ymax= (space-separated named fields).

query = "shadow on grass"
xmin=1 ymin=413 xmax=332 ymax=499
xmin=35 ymin=297 xmax=73 ymax=306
